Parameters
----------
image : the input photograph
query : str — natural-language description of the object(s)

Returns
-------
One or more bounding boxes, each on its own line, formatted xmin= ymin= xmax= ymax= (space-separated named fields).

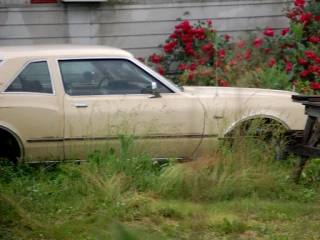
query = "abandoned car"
xmin=0 ymin=45 xmax=306 ymax=163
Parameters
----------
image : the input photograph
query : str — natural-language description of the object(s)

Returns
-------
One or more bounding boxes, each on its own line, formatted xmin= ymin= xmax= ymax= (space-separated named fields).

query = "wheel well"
xmin=0 ymin=127 xmax=22 ymax=164
xmin=226 ymin=117 xmax=288 ymax=137
xmin=224 ymin=117 xmax=290 ymax=161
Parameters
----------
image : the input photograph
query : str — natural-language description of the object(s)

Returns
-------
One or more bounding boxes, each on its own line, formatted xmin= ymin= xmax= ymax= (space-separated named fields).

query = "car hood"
xmin=182 ymin=86 xmax=298 ymax=98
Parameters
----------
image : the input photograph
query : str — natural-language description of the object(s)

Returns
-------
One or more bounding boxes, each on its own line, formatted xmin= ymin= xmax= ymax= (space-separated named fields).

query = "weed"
xmin=1 ymin=134 xmax=320 ymax=239
xmin=216 ymin=218 xmax=249 ymax=234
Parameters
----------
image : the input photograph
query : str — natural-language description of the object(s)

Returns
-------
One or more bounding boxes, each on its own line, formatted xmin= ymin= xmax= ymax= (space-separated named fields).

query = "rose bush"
xmin=139 ymin=0 xmax=319 ymax=94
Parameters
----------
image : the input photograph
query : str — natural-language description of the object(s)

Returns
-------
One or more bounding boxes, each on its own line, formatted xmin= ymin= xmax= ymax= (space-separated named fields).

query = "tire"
xmin=0 ymin=129 xmax=21 ymax=165
xmin=223 ymin=118 xmax=288 ymax=160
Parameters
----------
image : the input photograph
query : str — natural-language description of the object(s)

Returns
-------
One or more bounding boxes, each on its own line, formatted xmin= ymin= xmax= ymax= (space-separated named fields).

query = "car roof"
xmin=0 ymin=44 xmax=134 ymax=60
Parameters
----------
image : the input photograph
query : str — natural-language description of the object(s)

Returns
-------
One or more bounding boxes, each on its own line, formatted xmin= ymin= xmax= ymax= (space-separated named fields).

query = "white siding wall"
xmin=0 ymin=0 xmax=290 ymax=57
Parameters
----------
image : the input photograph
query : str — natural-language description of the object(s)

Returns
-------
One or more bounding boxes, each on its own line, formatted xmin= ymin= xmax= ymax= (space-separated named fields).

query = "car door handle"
xmin=74 ymin=103 xmax=88 ymax=108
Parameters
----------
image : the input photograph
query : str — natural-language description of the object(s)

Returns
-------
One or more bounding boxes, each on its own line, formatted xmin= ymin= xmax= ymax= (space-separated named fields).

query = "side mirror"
xmin=152 ymin=82 xmax=157 ymax=90
xmin=149 ymin=82 xmax=161 ymax=98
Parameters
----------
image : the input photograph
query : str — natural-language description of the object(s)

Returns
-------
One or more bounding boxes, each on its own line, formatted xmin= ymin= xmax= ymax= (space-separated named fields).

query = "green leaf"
xmin=290 ymin=22 xmax=304 ymax=42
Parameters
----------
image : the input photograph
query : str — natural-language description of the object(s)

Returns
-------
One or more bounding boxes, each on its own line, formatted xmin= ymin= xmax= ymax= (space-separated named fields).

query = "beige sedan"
xmin=0 ymin=45 xmax=306 ymax=163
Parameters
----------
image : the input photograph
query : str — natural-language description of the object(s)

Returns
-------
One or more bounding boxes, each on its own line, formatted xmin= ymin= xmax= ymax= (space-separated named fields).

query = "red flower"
xmin=193 ymin=52 xmax=200 ymax=58
xmin=189 ymin=62 xmax=198 ymax=71
xmin=193 ymin=28 xmax=206 ymax=40
xmin=237 ymin=41 xmax=245 ymax=48
xmin=210 ymin=29 xmax=215 ymax=33
xmin=309 ymin=37 xmax=320 ymax=44
xmin=244 ymin=49 xmax=251 ymax=60
xmin=298 ymin=58 xmax=308 ymax=65
xmin=253 ymin=38 xmax=263 ymax=48
xmin=236 ymin=53 xmax=243 ymax=59
xmin=175 ymin=21 xmax=191 ymax=31
xmin=214 ymin=61 xmax=222 ymax=67
xmin=228 ymin=59 xmax=237 ymax=66
xmin=309 ymin=65 xmax=320 ymax=74
xmin=151 ymin=54 xmax=163 ymax=64
xmin=225 ymin=34 xmax=230 ymax=40
xmin=217 ymin=49 xmax=226 ymax=59
xmin=198 ymin=58 xmax=206 ymax=65
xmin=137 ymin=57 xmax=144 ymax=61
xmin=300 ymin=13 xmax=312 ymax=25
xmin=281 ymin=27 xmax=290 ymax=36
xmin=285 ymin=62 xmax=293 ymax=72
xmin=310 ymin=82 xmax=320 ymax=91
xmin=169 ymin=32 xmax=179 ymax=39
xmin=305 ymin=51 xmax=317 ymax=59
xmin=299 ymin=70 xmax=309 ymax=77
xmin=188 ymin=71 xmax=194 ymax=80
xmin=178 ymin=64 xmax=187 ymax=70
xmin=294 ymin=0 xmax=306 ymax=8
xmin=220 ymin=80 xmax=230 ymax=87
xmin=315 ymin=16 xmax=320 ymax=22
xmin=181 ymin=35 xmax=193 ymax=43
xmin=163 ymin=41 xmax=178 ymax=53
xmin=269 ymin=59 xmax=276 ymax=67
xmin=157 ymin=67 xmax=165 ymax=75
xmin=207 ymin=20 xmax=212 ymax=26
xmin=201 ymin=43 xmax=213 ymax=53
xmin=184 ymin=43 xmax=195 ymax=55
xmin=264 ymin=48 xmax=270 ymax=54
xmin=263 ymin=27 xmax=274 ymax=37
xmin=315 ymin=57 xmax=320 ymax=64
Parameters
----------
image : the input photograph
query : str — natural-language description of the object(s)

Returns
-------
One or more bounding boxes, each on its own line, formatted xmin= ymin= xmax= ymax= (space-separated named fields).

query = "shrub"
xmin=140 ymin=0 xmax=320 ymax=94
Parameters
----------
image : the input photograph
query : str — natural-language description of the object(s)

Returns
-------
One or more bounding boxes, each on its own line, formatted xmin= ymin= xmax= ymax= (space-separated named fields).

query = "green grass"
xmin=1 ymin=135 xmax=320 ymax=240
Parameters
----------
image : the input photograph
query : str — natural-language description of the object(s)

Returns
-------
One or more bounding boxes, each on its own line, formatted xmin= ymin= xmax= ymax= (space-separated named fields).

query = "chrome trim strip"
xmin=27 ymin=158 xmax=187 ymax=164
xmin=63 ymin=92 xmax=176 ymax=98
xmin=2 ymin=59 xmax=56 ymax=95
xmin=55 ymin=57 xmax=180 ymax=95
xmin=27 ymin=138 xmax=64 ymax=142
xmin=27 ymin=134 xmax=218 ymax=143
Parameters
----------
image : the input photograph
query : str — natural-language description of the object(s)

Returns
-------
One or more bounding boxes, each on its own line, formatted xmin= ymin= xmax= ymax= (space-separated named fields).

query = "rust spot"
xmin=309 ymin=98 xmax=320 ymax=102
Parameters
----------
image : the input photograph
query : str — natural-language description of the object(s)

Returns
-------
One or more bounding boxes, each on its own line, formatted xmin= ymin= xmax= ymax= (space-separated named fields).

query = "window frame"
xmin=2 ymin=59 xmax=56 ymax=95
xmin=56 ymin=57 xmax=179 ymax=97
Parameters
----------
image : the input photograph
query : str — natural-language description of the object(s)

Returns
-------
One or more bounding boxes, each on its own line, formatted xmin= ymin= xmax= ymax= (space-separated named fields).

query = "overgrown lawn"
xmin=1 ymin=136 xmax=320 ymax=239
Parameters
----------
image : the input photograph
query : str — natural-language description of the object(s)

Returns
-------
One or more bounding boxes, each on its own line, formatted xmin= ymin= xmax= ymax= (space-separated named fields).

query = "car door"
xmin=1 ymin=59 xmax=64 ymax=162
xmin=59 ymin=58 xmax=204 ymax=160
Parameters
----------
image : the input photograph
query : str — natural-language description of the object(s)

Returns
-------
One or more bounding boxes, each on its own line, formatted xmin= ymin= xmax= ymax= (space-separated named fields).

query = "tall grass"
xmin=1 ymin=133 xmax=319 ymax=239
xmin=155 ymin=137 xmax=297 ymax=201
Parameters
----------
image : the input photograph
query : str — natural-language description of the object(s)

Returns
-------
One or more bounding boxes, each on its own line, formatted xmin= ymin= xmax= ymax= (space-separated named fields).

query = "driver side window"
xmin=58 ymin=59 xmax=172 ymax=96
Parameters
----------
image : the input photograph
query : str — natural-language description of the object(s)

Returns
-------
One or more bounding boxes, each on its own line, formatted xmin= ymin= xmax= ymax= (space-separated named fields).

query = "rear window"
xmin=5 ymin=61 xmax=53 ymax=94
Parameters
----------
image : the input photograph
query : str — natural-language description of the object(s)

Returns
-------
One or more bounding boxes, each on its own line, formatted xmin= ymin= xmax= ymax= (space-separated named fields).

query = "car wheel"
xmin=0 ymin=129 xmax=21 ymax=165
xmin=224 ymin=118 xmax=288 ymax=160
